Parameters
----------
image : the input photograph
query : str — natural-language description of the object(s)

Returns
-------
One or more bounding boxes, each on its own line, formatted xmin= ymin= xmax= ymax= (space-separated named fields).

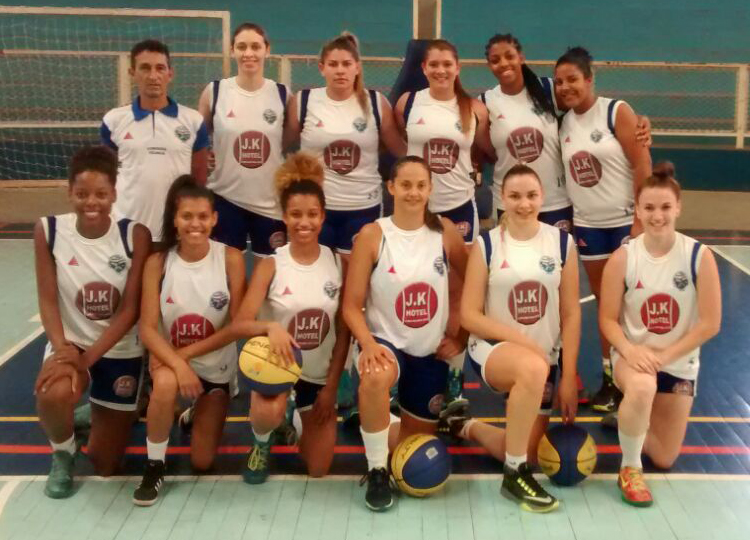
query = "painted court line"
xmin=0 ymin=479 xmax=19 ymax=517
xmin=1 ymin=443 xmax=748 ymax=456
xmin=711 ymin=245 xmax=750 ymax=276
xmin=0 ymin=326 xmax=43 ymax=369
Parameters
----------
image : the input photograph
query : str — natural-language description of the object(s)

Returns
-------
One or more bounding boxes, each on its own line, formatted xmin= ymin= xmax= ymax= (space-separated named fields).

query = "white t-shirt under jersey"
xmin=615 ymin=233 xmax=703 ymax=380
xmin=41 ymin=213 xmax=142 ymax=359
xmin=365 ymin=217 xmax=449 ymax=357
xmin=475 ymin=223 xmax=572 ymax=365
xmin=159 ymin=240 xmax=237 ymax=384
xmin=483 ymin=84 xmax=569 ymax=212
xmin=208 ymin=77 xmax=287 ymax=219
xmin=406 ymin=89 xmax=476 ymax=213
xmin=262 ymin=244 xmax=342 ymax=384
xmin=299 ymin=88 xmax=383 ymax=211
xmin=560 ymin=96 xmax=634 ymax=228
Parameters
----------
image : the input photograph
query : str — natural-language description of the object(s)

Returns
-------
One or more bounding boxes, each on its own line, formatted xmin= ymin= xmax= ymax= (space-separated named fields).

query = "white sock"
xmin=146 ymin=437 xmax=169 ymax=462
xmin=447 ymin=352 xmax=465 ymax=371
xmin=361 ymin=426 xmax=389 ymax=470
xmin=50 ymin=435 xmax=76 ymax=456
xmin=505 ymin=453 xmax=527 ymax=471
xmin=252 ymin=428 xmax=271 ymax=443
xmin=292 ymin=409 xmax=303 ymax=438
xmin=619 ymin=430 xmax=646 ymax=469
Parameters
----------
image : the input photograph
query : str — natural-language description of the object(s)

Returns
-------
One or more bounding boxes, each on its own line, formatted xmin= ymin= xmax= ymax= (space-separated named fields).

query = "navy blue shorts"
xmin=367 ymin=337 xmax=449 ymax=422
xmin=294 ymin=379 xmax=327 ymax=411
xmin=212 ymin=193 xmax=286 ymax=256
xmin=656 ymin=371 xmax=696 ymax=396
xmin=497 ymin=205 xmax=573 ymax=233
xmin=574 ymin=223 xmax=631 ymax=261
xmin=200 ymin=377 xmax=230 ymax=395
xmin=320 ymin=204 xmax=381 ymax=254
xmin=467 ymin=341 xmax=558 ymax=415
xmin=89 ymin=356 xmax=145 ymax=412
xmin=439 ymin=198 xmax=478 ymax=244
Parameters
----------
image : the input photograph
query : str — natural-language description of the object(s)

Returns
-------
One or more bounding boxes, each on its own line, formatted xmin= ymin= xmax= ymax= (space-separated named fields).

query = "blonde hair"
xmin=320 ymin=32 xmax=368 ymax=115
xmin=274 ymin=152 xmax=326 ymax=211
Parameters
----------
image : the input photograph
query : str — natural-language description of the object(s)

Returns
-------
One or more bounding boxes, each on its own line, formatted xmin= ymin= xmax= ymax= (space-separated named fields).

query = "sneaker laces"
xmin=622 ymin=468 xmax=648 ymax=491
xmin=247 ymin=444 xmax=269 ymax=471
xmin=516 ymin=467 xmax=548 ymax=498
xmin=138 ymin=460 xmax=163 ymax=489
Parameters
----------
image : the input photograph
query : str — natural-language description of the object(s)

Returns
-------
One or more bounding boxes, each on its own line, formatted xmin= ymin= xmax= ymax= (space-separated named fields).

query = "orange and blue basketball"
xmin=391 ymin=434 xmax=451 ymax=497
xmin=238 ymin=336 xmax=302 ymax=395
xmin=537 ymin=424 xmax=597 ymax=486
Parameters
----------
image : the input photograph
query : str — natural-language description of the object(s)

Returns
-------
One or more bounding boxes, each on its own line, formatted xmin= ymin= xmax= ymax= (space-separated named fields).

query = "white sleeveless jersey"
xmin=208 ymin=78 xmax=287 ymax=219
xmin=559 ymin=97 xmax=634 ymax=227
xmin=41 ymin=213 xmax=142 ymax=359
xmin=617 ymin=233 xmax=703 ymax=380
xmin=262 ymin=244 xmax=342 ymax=384
xmin=476 ymin=223 xmax=571 ymax=365
xmin=365 ymin=218 xmax=449 ymax=357
xmin=483 ymin=84 xmax=570 ymax=212
xmin=159 ymin=240 xmax=237 ymax=383
xmin=299 ymin=88 xmax=382 ymax=210
xmin=406 ymin=89 xmax=476 ymax=213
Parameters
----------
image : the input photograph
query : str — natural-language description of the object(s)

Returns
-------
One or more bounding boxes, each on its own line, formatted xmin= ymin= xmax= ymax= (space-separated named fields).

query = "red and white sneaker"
xmin=618 ymin=466 xmax=653 ymax=507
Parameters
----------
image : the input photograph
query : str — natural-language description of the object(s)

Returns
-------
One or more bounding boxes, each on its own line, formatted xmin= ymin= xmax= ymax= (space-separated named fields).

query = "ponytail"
xmin=320 ymin=32 xmax=369 ymax=116
xmin=484 ymin=34 xmax=556 ymax=120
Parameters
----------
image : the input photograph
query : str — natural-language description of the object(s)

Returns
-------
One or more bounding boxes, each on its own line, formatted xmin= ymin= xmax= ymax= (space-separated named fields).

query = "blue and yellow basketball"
xmin=537 ymin=424 xmax=597 ymax=486
xmin=239 ymin=336 xmax=302 ymax=395
xmin=391 ymin=434 xmax=451 ymax=497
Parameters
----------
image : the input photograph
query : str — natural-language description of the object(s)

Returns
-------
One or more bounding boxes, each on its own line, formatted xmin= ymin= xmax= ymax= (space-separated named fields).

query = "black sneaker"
xmin=590 ymin=374 xmax=623 ymax=413
xmin=133 ymin=459 xmax=165 ymax=507
xmin=501 ymin=463 xmax=559 ymax=513
xmin=360 ymin=467 xmax=393 ymax=512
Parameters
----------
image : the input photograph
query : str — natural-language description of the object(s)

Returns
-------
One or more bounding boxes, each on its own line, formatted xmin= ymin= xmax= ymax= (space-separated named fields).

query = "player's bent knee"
xmin=625 ymin=374 xmax=657 ymax=404
xmin=151 ymin=368 xmax=178 ymax=399
xmin=358 ymin=366 xmax=395 ymax=395
xmin=191 ymin=451 xmax=215 ymax=472
xmin=517 ymin=354 xmax=549 ymax=391
xmin=37 ymin=377 xmax=78 ymax=406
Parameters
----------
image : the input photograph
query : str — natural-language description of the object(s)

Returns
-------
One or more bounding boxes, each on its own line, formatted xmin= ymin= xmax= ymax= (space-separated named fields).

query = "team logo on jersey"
xmin=508 ymin=280 xmax=549 ymax=325
xmin=455 ymin=121 xmax=462 ymax=132
xmin=269 ymin=231 xmax=287 ymax=249
xmin=323 ymin=281 xmax=339 ymax=299
xmin=590 ymin=129 xmax=603 ymax=143
xmin=353 ymin=117 xmax=367 ymax=132
xmin=170 ymin=313 xmax=216 ymax=347
xmin=672 ymin=380 xmax=694 ymax=396
xmin=507 ymin=127 xmax=544 ymax=163
xmin=424 ymin=138 xmax=459 ymax=174
xmin=209 ymin=291 xmax=229 ymax=311
xmin=428 ymin=394 xmax=445 ymax=415
xmin=76 ymin=281 xmax=120 ymax=320
xmin=539 ymin=256 xmax=556 ymax=274
xmin=324 ymin=140 xmax=361 ymax=175
xmin=640 ymin=293 xmax=680 ymax=334
xmin=288 ymin=308 xmax=331 ymax=350
xmin=468 ymin=338 xmax=477 ymax=352
xmin=113 ymin=375 xmax=137 ymax=398
xmin=108 ymin=254 xmax=127 ymax=274
xmin=673 ymin=271 xmax=689 ymax=291
xmin=568 ymin=150 xmax=602 ymax=187
xmin=554 ymin=220 xmax=572 ymax=233
xmin=395 ymin=282 xmax=439 ymax=328
xmin=174 ymin=125 xmax=191 ymax=142
xmin=433 ymin=256 xmax=445 ymax=276
xmin=234 ymin=131 xmax=272 ymax=169
xmin=263 ymin=108 xmax=278 ymax=124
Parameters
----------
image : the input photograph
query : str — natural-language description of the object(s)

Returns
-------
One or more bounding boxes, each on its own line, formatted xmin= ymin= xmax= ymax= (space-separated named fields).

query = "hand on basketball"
xmin=175 ymin=363 xmax=203 ymax=400
xmin=311 ymin=385 xmax=336 ymax=426
xmin=358 ymin=342 xmax=394 ymax=375
xmin=558 ymin=375 xmax=578 ymax=424
xmin=267 ymin=322 xmax=300 ymax=368
xmin=624 ymin=345 xmax=661 ymax=374
xmin=436 ymin=335 xmax=464 ymax=361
